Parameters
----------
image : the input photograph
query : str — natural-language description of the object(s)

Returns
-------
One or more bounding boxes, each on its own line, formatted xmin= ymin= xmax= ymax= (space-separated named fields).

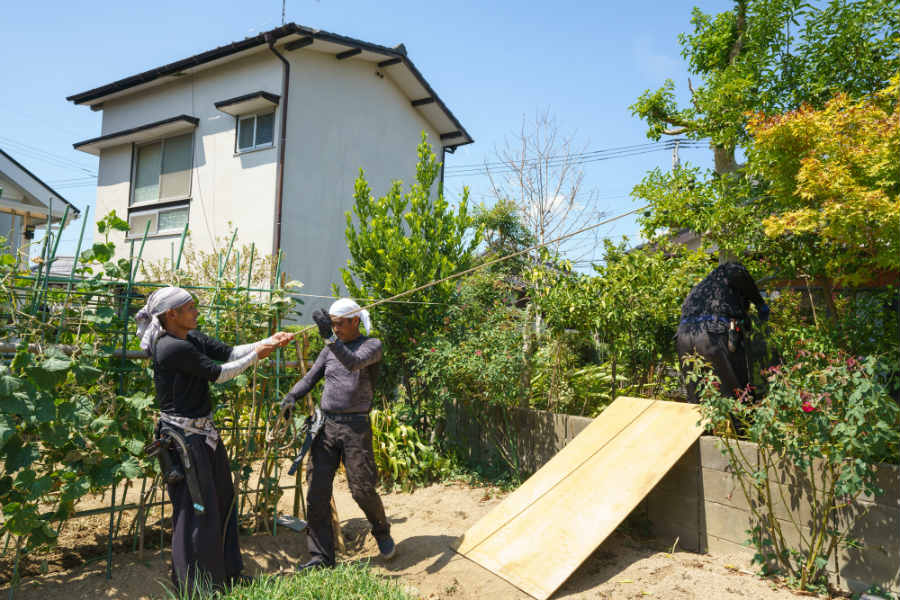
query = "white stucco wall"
xmin=95 ymin=49 xmax=281 ymax=269
xmin=89 ymin=45 xmax=449 ymax=321
xmin=280 ymin=49 xmax=443 ymax=319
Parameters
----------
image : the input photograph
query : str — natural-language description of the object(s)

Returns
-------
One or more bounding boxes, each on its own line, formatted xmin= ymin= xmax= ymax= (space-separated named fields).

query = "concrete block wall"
xmin=647 ymin=437 xmax=899 ymax=595
xmin=445 ymin=402 xmax=899 ymax=595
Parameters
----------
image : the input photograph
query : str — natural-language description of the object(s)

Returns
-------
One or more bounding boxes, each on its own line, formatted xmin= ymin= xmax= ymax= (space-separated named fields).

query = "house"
xmin=67 ymin=23 xmax=473 ymax=317
xmin=0 ymin=148 xmax=80 ymax=262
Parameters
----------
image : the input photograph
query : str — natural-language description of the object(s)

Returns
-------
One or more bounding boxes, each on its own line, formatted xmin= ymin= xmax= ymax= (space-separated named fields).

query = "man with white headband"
xmin=281 ymin=298 xmax=395 ymax=571
xmin=136 ymin=286 xmax=292 ymax=591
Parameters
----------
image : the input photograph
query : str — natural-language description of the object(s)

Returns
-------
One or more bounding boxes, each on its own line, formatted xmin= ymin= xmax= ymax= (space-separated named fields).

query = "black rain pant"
xmin=165 ymin=432 xmax=242 ymax=592
xmin=676 ymin=322 xmax=749 ymax=404
xmin=305 ymin=416 xmax=389 ymax=565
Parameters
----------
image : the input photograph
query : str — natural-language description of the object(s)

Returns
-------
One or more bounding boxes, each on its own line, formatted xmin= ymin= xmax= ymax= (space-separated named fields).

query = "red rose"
xmin=801 ymin=401 xmax=816 ymax=413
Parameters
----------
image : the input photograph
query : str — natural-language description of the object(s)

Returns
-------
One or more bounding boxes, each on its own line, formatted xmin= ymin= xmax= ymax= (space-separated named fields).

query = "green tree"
xmin=746 ymin=80 xmax=900 ymax=287
xmin=631 ymin=0 xmax=899 ymax=174
xmin=338 ymin=134 xmax=481 ymax=420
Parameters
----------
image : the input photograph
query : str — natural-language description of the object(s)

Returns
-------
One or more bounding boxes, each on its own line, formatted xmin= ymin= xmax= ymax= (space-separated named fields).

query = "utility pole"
xmin=671 ymin=138 xmax=681 ymax=170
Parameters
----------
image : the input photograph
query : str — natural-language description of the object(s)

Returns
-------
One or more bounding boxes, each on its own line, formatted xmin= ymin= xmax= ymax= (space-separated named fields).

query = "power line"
xmin=0 ymin=136 xmax=97 ymax=175
xmin=445 ymin=143 xmax=706 ymax=179
xmin=443 ymin=139 xmax=707 ymax=175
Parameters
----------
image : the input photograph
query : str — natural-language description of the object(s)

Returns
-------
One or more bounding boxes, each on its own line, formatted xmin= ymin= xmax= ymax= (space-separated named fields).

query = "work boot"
xmin=375 ymin=534 xmax=396 ymax=559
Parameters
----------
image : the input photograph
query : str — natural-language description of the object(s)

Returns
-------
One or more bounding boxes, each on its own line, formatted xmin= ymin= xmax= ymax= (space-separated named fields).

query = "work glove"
xmin=280 ymin=395 xmax=296 ymax=420
xmin=312 ymin=309 xmax=333 ymax=340
xmin=758 ymin=303 xmax=770 ymax=322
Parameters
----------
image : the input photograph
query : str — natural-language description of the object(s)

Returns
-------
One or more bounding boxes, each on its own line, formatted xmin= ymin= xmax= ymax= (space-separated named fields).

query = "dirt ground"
xmin=2 ymin=476 xmax=811 ymax=600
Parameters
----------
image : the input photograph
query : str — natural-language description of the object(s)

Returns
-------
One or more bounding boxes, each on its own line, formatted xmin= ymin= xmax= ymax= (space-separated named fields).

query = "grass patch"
xmin=166 ymin=562 xmax=417 ymax=600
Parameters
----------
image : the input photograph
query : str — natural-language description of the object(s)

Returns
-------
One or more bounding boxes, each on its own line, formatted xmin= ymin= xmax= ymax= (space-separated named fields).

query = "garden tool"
xmin=158 ymin=425 xmax=207 ymax=515
xmin=287 ymin=406 xmax=325 ymax=476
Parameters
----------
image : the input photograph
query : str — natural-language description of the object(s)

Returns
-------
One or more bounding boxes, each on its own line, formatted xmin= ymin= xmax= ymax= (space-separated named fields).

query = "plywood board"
xmin=454 ymin=397 xmax=705 ymax=600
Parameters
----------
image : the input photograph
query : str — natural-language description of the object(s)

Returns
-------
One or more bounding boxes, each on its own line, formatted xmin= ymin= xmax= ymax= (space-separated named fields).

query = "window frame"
xmin=234 ymin=110 xmax=276 ymax=154
xmin=126 ymin=201 xmax=190 ymax=240
xmin=129 ymin=133 xmax=195 ymax=209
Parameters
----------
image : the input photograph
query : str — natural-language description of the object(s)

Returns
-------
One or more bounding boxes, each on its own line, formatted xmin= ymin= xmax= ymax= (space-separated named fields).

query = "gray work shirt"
xmin=284 ymin=335 xmax=382 ymax=413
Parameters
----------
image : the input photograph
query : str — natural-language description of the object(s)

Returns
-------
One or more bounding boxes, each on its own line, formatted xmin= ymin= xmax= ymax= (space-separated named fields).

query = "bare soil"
xmin=2 ymin=475 xmax=810 ymax=600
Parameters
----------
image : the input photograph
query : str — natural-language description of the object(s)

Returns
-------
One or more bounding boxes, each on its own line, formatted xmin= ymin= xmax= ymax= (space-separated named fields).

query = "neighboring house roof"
xmin=29 ymin=256 xmax=77 ymax=277
xmin=67 ymin=23 xmax=473 ymax=148
xmin=0 ymin=148 xmax=80 ymax=221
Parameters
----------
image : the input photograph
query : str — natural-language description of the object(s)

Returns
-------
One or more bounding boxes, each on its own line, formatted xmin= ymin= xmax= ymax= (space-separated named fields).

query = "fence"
xmin=0 ymin=207 xmax=313 ymax=595
xmin=445 ymin=401 xmax=900 ymax=595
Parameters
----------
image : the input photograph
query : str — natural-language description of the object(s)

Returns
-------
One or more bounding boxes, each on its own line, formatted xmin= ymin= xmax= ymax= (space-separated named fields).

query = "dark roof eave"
xmin=0 ymin=148 xmax=80 ymax=215
xmin=214 ymin=90 xmax=281 ymax=110
xmin=72 ymin=114 xmax=199 ymax=150
xmin=66 ymin=23 xmax=473 ymax=147
xmin=66 ymin=24 xmax=302 ymax=105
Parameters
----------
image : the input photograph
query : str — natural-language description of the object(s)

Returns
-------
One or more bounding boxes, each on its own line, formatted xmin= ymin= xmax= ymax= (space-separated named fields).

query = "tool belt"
xmin=143 ymin=415 xmax=210 ymax=515
xmin=158 ymin=412 xmax=220 ymax=450
xmin=679 ymin=314 xmax=731 ymax=325
xmin=324 ymin=411 xmax=369 ymax=423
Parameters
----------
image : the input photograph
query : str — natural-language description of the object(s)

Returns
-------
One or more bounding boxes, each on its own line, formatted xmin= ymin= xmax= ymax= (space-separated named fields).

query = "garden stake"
xmin=105 ymin=482 xmax=117 ymax=579
xmin=174 ymin=221 xmax=189 ymax=271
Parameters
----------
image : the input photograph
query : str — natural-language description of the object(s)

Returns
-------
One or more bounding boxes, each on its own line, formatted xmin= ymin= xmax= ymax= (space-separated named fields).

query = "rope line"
xmin=291 ymin=204 xmax=649 ymax=336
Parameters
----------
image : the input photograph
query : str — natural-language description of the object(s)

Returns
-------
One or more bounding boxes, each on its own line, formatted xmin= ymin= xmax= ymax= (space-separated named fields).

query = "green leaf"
xmin=0 ymin=390 xmax=29 ymax=415
xmin=117 ymin=457 xmax=143 ymax=479
xmin=96 ymin=434 xmax=121 ymax=456
xmin=26 ymin=391 xmax=56 ymax=424
xmin=90 ymin=242 xmax=114 ymax=263
xmin=4 ymin=438 xmax=40 ymax=472
xmin=25 ymin=353 xmax=72 ymax=390
xmin=122 ymin=393 xmax=154 ymax=412
xmin=90 ymin=458 xmax=120 ymax=487
xmin=124 ymin=438 xmax=145 ymax=456
xmin=0 ymin=369 xmax=23 ymax=397
xmin=73 ymin=364 xmax=103 ymax=386
xmin=0 ymin=415 xmax=15 ymax=449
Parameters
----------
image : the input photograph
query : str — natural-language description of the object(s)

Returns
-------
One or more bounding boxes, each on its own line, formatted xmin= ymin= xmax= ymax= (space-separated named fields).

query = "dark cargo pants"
xmin=305 ymin=415 xmax=389 ymax=565
xmin=676 ymin=322 xmax=749 ymax=404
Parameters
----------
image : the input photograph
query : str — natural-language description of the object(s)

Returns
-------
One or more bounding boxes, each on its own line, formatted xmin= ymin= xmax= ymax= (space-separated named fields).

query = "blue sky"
xmin=1 ymin=0 xmax=731 ymax=265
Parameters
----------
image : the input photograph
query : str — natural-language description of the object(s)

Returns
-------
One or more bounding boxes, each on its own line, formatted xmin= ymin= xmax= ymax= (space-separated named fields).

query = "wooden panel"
xmin=455 ymin=397 xmax=704 ymax=600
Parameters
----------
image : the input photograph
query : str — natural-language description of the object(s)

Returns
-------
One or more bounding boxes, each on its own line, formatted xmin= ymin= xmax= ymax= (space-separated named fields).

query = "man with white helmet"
xmin=280 ymin=298 xmax=395 ymax=571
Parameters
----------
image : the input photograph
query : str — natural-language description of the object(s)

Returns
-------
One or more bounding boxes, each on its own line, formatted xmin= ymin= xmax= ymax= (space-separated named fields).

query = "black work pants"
xmin=166 ymin=433 xmax=242 ymax=591
xmin=676 ymin=322 xmax=749 ymax=404
xmin=305 ymin=416 xmax=389 ymax=565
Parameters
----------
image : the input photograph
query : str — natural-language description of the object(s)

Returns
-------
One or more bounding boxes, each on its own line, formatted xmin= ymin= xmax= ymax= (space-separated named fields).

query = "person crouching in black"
xmin=135 ymin=286 xmax=292 ymax=592
xmin=676 ymin=262 xmax=769 ymax=404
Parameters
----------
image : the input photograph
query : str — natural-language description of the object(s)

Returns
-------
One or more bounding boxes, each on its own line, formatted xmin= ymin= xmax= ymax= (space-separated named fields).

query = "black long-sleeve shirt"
xmin=680 ymin=262 xmax=765 ymax=321
xmin=284 ymin=335 xmax=382 ymax=413
xmin=152 ymin=330 xmax=232 ymax=417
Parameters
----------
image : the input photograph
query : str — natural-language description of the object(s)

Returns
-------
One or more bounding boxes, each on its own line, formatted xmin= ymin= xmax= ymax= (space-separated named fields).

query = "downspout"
xmin=266 ymin=33 xmax=290 ymax=264
xmin=439 ymin=145 xmax=446 ymax=193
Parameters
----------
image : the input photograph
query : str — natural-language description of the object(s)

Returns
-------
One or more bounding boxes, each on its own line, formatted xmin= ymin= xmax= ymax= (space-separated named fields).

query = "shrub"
xmin=694 ymin=344 xmax=900 ymax=592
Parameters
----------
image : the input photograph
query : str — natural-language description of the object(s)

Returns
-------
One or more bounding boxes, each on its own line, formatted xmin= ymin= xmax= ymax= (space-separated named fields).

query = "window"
xmin=127 ymin=205 xmax=189 ymax=238
xmin=131 ymin=133 xmax=193 ymax=206
xmin=236 ymin=112 xmax=275 ymax=152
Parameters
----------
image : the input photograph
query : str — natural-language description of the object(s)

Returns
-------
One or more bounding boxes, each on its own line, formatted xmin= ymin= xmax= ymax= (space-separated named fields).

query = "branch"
xmin=727 ymin=0 xmax=747 ymax=64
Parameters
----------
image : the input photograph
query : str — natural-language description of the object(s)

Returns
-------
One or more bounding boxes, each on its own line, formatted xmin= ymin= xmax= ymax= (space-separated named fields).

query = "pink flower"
xmin=430 ymin=348 xmax=436 ymax=352
xmin=475 ymin=350 xmax=482 ymax=357
xmin=801 ymin=401 xmax=816 ymax=413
